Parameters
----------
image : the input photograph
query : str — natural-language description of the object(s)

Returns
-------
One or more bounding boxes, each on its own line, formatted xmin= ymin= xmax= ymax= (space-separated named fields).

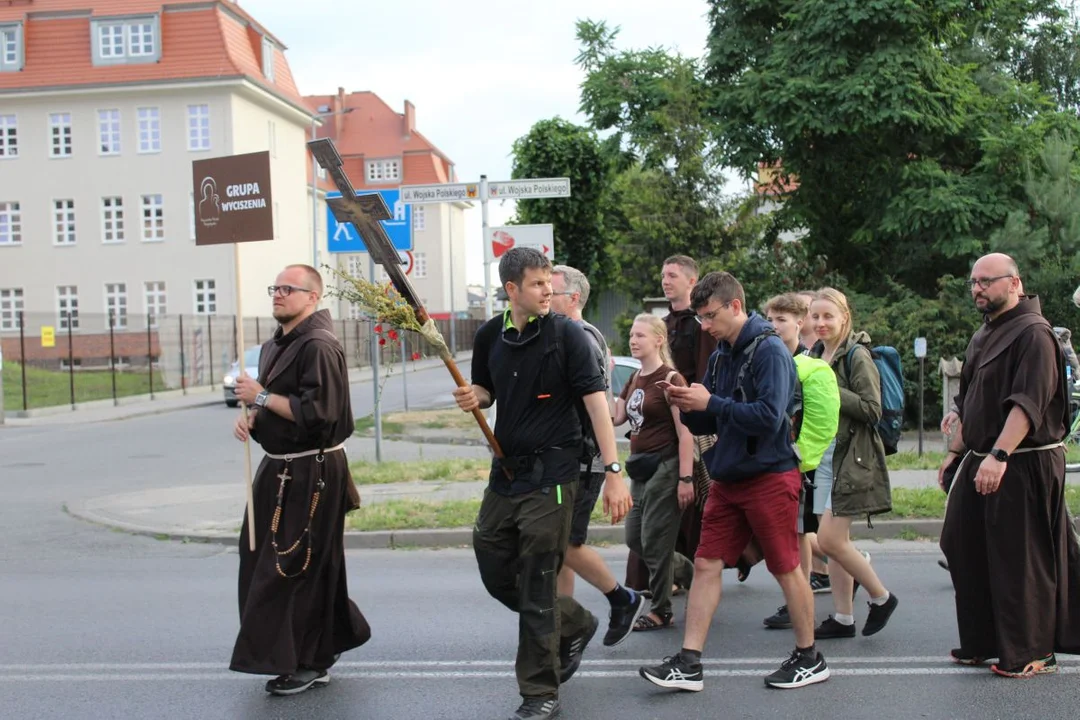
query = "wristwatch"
xmin=254 ymin=389 xmax=270 ymax=408
xmin=604 ymin=462 xmax=622 ymax=474
xmin=989 ymin=447 xmax=1009 ymax=462
xmin=679 ymin=476 xmax=693 ymax=484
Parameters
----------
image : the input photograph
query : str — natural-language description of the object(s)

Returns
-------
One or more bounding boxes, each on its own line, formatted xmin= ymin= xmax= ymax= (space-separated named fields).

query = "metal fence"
xmin=0 ymin=310 xmax=482 ymax=412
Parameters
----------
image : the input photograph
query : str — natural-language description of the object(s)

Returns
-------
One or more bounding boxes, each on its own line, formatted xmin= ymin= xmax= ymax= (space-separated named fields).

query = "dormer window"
xmin=261 ymin=37 xmax=275 ymax=82
xmin=92 ymin=17 xmax=161 ymax=65
xmin=0 ymin=23 xmax=23 ymax=72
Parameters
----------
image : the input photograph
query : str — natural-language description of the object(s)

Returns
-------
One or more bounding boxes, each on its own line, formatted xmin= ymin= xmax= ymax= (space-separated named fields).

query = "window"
xmin=49 ymin=113 xmax=72 ymax=157
xmin=413 ymin=205 xmax=426 ymax=232
xmin=145 ymin=281 xmax=166 ymax=326
xmin=98 ymin=109 xmax=121 ymax=155
xmin=101 ymin=197 xmax=124 ymax=243
xmin=0 ymin=23 xmax=23 ymax=72
xmin=261 ymin=37 xmax=275 ymax=82
xmin=92 ymin=18 xmax=159 ymax=64
xmin=141 ymin=194 xmax=164 ymax=241
xmin=53 ymin=199 xmax=75 ymax=245
xmin=105 ymin=283 xmax=128 ymax=329
xmin=366 ymin=159 xmax=400 ymax=183
xmin=187 ymin=105 xmax=210 ymax=151
xmin=0 ymin=114 xmax=16 ymax=157
xmin=414 ymin=251 xmax=428 ymax=279
xmin=0 ymin=201 xmax=20 ymax=245
xmin=0 ymin=288 xmax=22 ymax=331
xmin=194 ymin=279 xmax=216 ymax=315
xmin=57 ymin=286 xmax=79 ymax=331
xmin=137 ymin=107 xmax=160 ymax=153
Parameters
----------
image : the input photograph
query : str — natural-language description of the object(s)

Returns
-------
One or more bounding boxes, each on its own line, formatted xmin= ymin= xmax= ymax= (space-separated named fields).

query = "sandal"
xmin=990 ymin=654 xmax=1057 ymax=678
xmin=633 ymin=611 xmax=674 ymax=631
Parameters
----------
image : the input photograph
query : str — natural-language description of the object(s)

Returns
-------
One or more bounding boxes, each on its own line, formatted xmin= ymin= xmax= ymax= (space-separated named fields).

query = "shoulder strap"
xmin=734 ymin=329 xmax=779 ymax=397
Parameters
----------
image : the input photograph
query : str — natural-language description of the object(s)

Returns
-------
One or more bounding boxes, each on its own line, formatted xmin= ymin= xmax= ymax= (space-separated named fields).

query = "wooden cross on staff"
xmin=308 ymin=137 xmax=505 ymax=463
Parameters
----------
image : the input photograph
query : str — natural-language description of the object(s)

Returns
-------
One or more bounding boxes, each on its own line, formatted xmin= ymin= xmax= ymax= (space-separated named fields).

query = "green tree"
xmin=509 ymin=118 xmax=609 ymax=283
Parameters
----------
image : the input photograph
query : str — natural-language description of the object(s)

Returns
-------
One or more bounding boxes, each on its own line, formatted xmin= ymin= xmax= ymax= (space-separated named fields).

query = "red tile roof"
xmin=304 ymin=89 xmax=456 ymax=187
xmin=0 ymin=1 xmax=310 ymax=116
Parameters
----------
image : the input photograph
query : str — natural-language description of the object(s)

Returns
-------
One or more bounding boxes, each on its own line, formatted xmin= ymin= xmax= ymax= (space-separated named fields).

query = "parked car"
xmin=609 ymin=355 xmax=641 ymax=399
xmin=223 ymin=345 xmax=262 ymax=407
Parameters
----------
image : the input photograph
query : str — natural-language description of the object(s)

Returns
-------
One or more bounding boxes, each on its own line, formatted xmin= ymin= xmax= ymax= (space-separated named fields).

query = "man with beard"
xmin=454 ymin=248 xmax=632 ymax=719
xmin=939 ymin=252 xmax=1080 ymax=678
xmin=230 ymin=264 xmax=370 ymax=695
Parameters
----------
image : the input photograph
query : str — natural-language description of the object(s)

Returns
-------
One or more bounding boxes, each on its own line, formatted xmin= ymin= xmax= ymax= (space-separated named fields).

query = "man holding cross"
xmin=229 ymin=264 xmax=371 ymax=696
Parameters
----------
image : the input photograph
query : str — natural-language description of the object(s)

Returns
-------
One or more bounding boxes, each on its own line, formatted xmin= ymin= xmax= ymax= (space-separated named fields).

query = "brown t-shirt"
xmin=664 ymin=306 xmax=716 ymax=384
xmin=619 ymin=363 xmax=687 ymax=454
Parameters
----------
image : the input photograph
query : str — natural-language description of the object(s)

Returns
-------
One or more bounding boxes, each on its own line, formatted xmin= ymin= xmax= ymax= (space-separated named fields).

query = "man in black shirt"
xmin=454 ymin=248 xmax=632 ymax=720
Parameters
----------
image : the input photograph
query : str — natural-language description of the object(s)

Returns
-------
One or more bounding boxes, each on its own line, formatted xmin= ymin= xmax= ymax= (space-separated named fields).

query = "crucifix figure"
xmin=277 ymin=465 xmax=292 ymax=484
xmin=308 ymin=138 xmax=505 ymax=465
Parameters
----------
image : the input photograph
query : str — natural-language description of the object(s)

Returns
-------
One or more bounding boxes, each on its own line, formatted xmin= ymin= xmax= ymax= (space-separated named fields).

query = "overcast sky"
xmin=245 ymin=0 xmax=744 ymax=286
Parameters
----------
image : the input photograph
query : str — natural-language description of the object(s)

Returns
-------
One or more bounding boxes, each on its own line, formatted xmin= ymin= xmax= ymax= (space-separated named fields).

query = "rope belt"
xmin=264 ymin=441 xmax=347 ymax=461
xmin=970 ymin=442 xmax=1065 ymax=457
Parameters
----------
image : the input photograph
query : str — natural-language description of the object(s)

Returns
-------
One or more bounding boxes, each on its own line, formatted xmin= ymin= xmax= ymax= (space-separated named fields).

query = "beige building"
xmin=0 ymin=0 xmax=319 ymax=337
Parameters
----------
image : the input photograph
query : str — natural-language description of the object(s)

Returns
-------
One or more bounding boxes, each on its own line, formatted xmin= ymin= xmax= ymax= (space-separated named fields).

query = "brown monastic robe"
xmin=940 ymin=296 xmax=1080 ymax=669
xmin=230 ymin=309 xmax=371 ymax=676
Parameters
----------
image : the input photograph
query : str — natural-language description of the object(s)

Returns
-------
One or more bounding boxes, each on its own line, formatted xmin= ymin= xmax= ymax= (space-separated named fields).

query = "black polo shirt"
xmin=472 ymin=310 xmax=606 ymax=494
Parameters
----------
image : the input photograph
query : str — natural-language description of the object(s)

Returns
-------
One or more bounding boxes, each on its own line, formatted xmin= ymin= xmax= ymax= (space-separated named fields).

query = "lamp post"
xmin=310 ymin=107 xmax=354 ymax=274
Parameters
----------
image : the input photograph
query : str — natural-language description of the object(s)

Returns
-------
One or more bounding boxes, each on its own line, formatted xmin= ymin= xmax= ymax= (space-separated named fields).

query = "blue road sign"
xmin=326 ymin=188 xmax=412 ymax=253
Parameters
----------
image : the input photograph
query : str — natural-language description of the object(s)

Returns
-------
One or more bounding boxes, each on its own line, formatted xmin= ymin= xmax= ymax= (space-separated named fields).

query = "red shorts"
xmin=697 ymin=468 xmax=802 ymax=575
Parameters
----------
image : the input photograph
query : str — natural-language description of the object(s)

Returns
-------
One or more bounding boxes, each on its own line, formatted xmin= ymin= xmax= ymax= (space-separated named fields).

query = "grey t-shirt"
xmin=576 ymin=319 xmax=611 ymax=473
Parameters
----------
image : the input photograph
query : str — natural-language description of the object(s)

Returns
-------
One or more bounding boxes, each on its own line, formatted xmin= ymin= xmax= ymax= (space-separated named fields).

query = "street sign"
xmin=327 ymin=188 xmax=412 ymax=253
xmin=401 ymin=182 xmax=480 ymax=204
xmin=488 ymin=224 xmax=555 ymax=260
xmin=401 ymin=249 xmax=415 ymax=276
xmin=487 ymin=177 xmax=571 ymax=200
xmin=41 ymin=326 xmax=55 ymax=348
xmin=914 ymin=337 xmax=927 ymax=358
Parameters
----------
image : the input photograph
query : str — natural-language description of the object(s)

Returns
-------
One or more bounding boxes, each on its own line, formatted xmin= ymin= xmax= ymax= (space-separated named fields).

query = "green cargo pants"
xmin=472 ymin=479 xmax=595 ymax=699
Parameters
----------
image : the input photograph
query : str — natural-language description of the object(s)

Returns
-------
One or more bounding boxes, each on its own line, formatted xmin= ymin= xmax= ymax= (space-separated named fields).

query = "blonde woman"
xmin=809 ymin=288 xmax=899 ymax=638
xmin=614 ymin=314 xmax=696 ymax=630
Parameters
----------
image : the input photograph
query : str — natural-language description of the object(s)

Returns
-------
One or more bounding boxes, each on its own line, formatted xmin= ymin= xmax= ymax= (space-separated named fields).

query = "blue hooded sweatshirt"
xmin=680 ymin=312 xmax=799 ymax=483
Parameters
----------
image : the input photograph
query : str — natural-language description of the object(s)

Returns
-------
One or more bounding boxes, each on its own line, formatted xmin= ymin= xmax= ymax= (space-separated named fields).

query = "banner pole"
xmin=235 ymin=245 xmax=256 ymax=551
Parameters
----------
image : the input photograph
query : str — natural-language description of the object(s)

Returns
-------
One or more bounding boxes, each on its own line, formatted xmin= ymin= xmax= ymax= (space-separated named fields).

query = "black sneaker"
xmin=763 ymin=605 xmax=792 ymax=629
xmin=764 ymin=649 xmax=830 ymax=689
xmin=559 ymin=614 xmax=599 ymax=683
xmin=508 ymin=697 xmax=561 ymax=719
xmin=809 ymin=572 xmax=831 ymax=594
xmin=814 ymin=616 xmax=856 ymax=639
xmin=264 ymin=668 xmax=329 ymax=695
xmin=862 ymin=593 xmax=899 ymax=636
xmin=638 ymin=652 xmax=704 ymax=692
xmin=603 ymin=590 xmax=647 ymax=647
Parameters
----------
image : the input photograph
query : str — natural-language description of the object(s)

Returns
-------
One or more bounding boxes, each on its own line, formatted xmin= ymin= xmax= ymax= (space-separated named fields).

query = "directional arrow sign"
xmin=487 ymin=178 xmax=571 ymax=200
xmin=401 ymin=182 xmax=481 ymax=204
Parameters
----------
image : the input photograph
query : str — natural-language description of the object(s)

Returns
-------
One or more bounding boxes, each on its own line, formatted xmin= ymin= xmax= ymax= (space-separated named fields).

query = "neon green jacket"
xmin=793 ymin=354 xmax=840 ymax=472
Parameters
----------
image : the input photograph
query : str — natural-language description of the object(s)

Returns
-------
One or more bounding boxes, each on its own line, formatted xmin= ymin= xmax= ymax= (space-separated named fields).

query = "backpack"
xmin=729 ymin=329 xmax=803 ymax=442
xmin=844 ymin=343 xmax=904 ymax=456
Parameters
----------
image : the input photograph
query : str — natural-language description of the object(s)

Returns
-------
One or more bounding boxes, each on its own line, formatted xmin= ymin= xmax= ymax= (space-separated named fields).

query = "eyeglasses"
xmin=267 ymin=285 xmax=313 ymax=297
xmin=551 ymin=291 xmax=575 ymax=297
xmin=694 ymin=304 xmax=730 ymax=325
xmin=966 ymin=275 xmax=1014 ymax=290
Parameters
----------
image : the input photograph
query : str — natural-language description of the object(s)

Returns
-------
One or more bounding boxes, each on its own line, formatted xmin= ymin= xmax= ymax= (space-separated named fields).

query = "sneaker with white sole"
xmin=264 ymin=668 xmax=329 ymax=696
xmin=638 ymin=652 xmax=704 ymax=692
xmin=764 ymin=649 xmax=830 ymax=689
xmin=603 ymin=590 xmax=647 ymax=647
xmin=508 ymin=697 xmax=561 ymax=719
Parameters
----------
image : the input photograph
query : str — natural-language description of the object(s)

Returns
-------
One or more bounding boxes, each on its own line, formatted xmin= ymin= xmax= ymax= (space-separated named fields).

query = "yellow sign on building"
xmin=41 ymin=326 xmax=55 ymax=348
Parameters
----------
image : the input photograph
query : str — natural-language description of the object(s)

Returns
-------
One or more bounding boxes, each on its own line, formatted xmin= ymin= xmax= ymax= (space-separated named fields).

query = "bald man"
xmin=939 ymin=253 xmax=1080 ymax=678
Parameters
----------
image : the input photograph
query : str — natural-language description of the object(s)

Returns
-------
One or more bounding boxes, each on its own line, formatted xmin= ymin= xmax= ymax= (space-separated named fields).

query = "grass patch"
xmin=875 ymin=486 xmax=1080 ymax=519
xmin=347 ymin=458 xmax=488 ymax=485
xmin=353 ymin=408 xmax=479 ymax=435
xmin=352 ymin=415 xmax=406 ymax=436
xmin=2 ymin=361 xmax=168 ymax=412
xmin=889 ymin=447 xmax=1080 ymax=470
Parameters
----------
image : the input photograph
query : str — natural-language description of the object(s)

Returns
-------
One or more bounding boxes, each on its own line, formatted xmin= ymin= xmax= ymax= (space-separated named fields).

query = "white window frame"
xmin=0 ymin=201 xmax=21 ymax=246
xmin=98 ymin=109 xmax=121 ymax=155
xmin=261 ymin=36 xmax=275 ymax=82
xmin=0 ymin=287 xmax=23 ymax=331
xmin=105 ymin=283 xmax=128 ymax=330
xmin=366 ymin=158 xmax=401 ymax=183
xmin=53 ymin=199 xmax=75 ymax=246
xmin=141 ymin=194 xmax=164 ymax=242
xmin=144 ymin=281 xmax=166 ymax=326
xmin=92 ymin=17 xmax=159 ymax=64
xmin=48 ymin=112 xmax=72 ymax=157
xmin=0 ymin=114 xmax=17 ymax=158
xmin=194 ymin=279 xmax=216 ymax=315
xmin=413 ymin=204 xmax=426 ymax=232
xmin=0 ymin=23 xmax=23 ymax=72
xmin=57 ymin=285 xmax=79 ymax=331
xmin=187 ymin=104 xmax=210 ymax=151
xmin=414 ymin=251 xmax=428 ymax=279
xmin=101 ymin=197 xmax=124 ymax=244
xmin=137 ymin=107 xmax=160 ymax=153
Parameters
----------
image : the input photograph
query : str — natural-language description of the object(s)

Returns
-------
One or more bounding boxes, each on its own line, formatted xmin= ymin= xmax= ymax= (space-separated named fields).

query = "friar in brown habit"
xmin=939 ymin=253 xmax=1080 ymax=678
xmin=230 ymin=264 xmax=370 ymax=695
